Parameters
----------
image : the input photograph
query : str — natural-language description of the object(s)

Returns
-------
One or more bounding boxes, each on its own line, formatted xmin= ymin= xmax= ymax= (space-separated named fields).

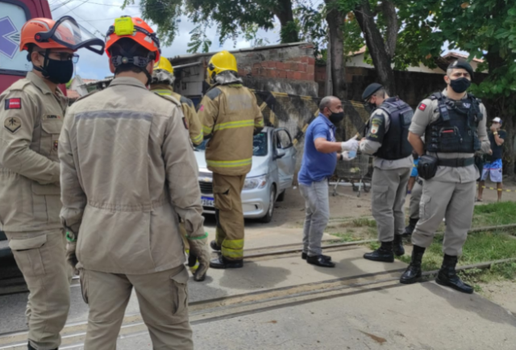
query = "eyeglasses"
xmin=37 ymin=51 xmax=80 ymax=63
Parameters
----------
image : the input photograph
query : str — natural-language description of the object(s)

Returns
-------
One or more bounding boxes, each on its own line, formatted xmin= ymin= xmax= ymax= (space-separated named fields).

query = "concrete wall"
xmin=169 ymin=42 xmax=319 ymax=99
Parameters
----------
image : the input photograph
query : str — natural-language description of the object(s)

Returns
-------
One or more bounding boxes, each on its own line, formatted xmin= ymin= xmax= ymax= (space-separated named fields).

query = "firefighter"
xmin=198 ymin=50 xmax=264 ymax=269
xmin=150 ymin=56 xmax=203 ymax=146
xmin=0 ymin=16 xmax=103 ymax=350
xmin=59 ymin=16 xmax=209 ymax=349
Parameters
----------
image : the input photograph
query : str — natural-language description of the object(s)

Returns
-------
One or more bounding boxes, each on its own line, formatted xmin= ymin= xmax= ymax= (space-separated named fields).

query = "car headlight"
xmin=244 ymin=175 xmax=268 ymax=190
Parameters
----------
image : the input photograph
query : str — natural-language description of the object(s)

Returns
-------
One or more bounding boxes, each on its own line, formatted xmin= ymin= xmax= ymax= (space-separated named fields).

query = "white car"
xmin=194 ymin=127 xmax=297 ymax=222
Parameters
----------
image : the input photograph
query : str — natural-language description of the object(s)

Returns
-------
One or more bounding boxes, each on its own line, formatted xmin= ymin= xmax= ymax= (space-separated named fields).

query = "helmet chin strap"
xmin=32 ymin=49 xmax=52 ymax=79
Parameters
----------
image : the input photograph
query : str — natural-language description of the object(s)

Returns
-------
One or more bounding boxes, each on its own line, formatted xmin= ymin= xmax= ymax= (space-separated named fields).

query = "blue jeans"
xmin=300 ymin=180 xmax=330 ymax=256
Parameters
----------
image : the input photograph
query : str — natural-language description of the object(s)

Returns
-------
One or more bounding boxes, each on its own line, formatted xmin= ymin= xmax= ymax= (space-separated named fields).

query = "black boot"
xmin=393 ymin=234 xmax=405 ymax=256
xmin=210 ymin=256 xmax=243 ymax=269
xmin=403 ymin=218 xmax=418 ymax=236
xmin=400 ymin=245 xmax=425 ymax=284
xmin=436 ymin=254 xmax=473 ymax=294
xmin=363 ymin=241 xmax=394 ymax=262
xmin=210 ymin=240 xmax=221 ymax=251
xmin=28 ymin=342 xmax=56 ymax=350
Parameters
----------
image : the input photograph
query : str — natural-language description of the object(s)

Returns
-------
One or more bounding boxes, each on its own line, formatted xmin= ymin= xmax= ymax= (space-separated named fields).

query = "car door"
xmin=273 ymin=128 xmax=296 ymax=191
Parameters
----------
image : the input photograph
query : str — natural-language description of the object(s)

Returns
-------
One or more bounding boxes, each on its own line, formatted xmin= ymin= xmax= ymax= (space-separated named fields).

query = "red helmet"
xmin=20 ymin=16 xmax=104 ymax=54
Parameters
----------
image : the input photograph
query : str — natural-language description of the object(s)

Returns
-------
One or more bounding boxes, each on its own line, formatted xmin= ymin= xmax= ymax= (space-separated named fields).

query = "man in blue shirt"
xmin=298 ymin=96 xmax=359 ymax=267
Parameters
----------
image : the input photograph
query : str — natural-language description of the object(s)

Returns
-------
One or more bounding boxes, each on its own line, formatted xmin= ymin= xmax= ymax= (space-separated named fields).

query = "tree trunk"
xmin=273 ymin=0 xmax=299 ymax=43
xmin=324 ymin=0 xmax=345 ymax=99
xmin=354 ymin=0 xmax=396 ymax=95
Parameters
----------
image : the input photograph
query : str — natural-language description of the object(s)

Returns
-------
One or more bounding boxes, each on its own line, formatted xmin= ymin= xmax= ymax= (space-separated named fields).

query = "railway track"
xmin=1 ymin=256 xmax=514 ymax=350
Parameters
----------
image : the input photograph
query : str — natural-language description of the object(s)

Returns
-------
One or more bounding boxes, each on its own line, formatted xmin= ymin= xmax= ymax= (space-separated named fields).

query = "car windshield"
xmin=195 ymin=132 xmax=268 ymax=156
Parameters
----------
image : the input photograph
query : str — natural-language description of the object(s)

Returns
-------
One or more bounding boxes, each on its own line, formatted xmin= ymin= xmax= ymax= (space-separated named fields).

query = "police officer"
xmin=198 ymin=50 xmax=264 ymax=269
xmin=151 ymin=56 xmax=203 ymax=146
xmin=400 ymin=60 xmax=490 ymax=294
xmin=0 ymin=16 xmax=103 ymax=350
xmin=359 ymin=83 xmax=414 ymax=262
xmin=59 ymin=16 xmax=209 ymax=349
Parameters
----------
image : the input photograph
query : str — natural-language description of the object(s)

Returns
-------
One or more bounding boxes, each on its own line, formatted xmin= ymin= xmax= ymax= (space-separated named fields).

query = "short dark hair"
xmin=319 ymin=96 xmax=338 ymax=112
xmin=108 ymin=38 xmax=153 ymax=74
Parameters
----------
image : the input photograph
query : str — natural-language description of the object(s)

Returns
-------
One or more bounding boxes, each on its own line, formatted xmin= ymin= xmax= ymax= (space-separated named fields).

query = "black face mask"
xmin=329 ymin=110 xmax=345 ymax=125
xmin=364 ymin=102 xmax=377 ymax=114
xmin=449 ymin=77 xmax=471 ymax=93
xmin=38 ymin=58 xmax=74 ymax=84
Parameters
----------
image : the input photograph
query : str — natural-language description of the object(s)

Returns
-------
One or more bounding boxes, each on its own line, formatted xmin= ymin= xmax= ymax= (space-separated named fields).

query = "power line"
xmin=61 ymin=0 xmax=89 ymax=15
xmin=62 ymin=0 xmax=140 ymax=7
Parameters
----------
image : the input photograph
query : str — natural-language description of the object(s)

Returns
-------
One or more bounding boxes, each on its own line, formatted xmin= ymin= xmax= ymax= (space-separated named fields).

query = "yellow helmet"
xmin=153 ymin=56 xmax=174 ymax=74
xmin=207 ymin=50 xmax=237 ymax=79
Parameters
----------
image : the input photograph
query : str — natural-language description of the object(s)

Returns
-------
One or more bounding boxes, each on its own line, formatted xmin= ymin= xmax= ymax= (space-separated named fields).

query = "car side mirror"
xmin=274 ymin=150 xmax=286 ymax=160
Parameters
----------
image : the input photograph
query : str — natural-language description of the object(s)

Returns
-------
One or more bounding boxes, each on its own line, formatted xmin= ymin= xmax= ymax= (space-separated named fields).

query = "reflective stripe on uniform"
xmin=153 ymin=89 xmax=171 ymax=96
xmin=203 ymin=125 xmax=213 ymax=134
xmin=192 ymin=133 xmax=203 ymax=144
xmin=213 ymin=119 xmax=255 ymax=132
xmin=221 ymin=239 xmax=244 ymax=259
xmin=207 ymin=158 xmax=252 ymax=168
xmin=255 ymin=119 xmax=264 ymax=127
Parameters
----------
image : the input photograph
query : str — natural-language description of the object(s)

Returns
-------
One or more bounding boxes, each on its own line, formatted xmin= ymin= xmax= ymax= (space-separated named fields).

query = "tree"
xmin=402 ymin=0 xmax=516 ymax=175
xmin=123 ymin=0 xmax=300 ymax=49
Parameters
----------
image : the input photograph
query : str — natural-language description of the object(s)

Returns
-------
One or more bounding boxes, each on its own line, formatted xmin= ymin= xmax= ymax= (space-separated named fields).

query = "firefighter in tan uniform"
xmin=150 ymin=56 xmax=203 ymax=272
xmin=59 ymin=17 xmax=210 ymax=350
xmin=0 ymin=16 xmax=103 ymax=350
xmin=198 ymin=50 xmax=264 ymax=269
xmin=151 ymin=56 xmax=203 ymax=146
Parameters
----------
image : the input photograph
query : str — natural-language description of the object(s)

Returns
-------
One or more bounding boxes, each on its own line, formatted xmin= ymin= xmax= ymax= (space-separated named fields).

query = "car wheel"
xmin=261 ymin=185 xmax=276 ymax=223
xmin=277 ymin=190 xmax=286 ymax=202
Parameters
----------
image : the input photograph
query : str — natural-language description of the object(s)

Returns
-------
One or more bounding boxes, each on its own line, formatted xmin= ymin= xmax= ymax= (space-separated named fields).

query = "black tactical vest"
xmin=425 ymin=92 xmax=482 ymax=153
xmin=376 ymin=97 xmax=414 ymax=160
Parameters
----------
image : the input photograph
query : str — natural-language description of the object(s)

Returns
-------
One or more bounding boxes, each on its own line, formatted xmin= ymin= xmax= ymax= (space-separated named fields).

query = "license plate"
xmin=201 ymin=196 xmax=214 ymax=207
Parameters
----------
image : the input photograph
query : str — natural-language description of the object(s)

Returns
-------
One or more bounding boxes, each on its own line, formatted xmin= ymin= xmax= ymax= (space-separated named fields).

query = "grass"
xmin=472 ymin=201 xmax=516 ymax=227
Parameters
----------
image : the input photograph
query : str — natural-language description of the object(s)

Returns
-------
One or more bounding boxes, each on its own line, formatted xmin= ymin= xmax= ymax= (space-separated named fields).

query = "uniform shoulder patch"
xmin=4 ymin=116 xmax=22 ymax=133
xmin=5 ymin=98 xmax=22 ymax=110
xmin=418 ymin=103 xmax=427 ymax=111
xmin=179 ymin=96 xmax=194 ymax=107
xmin=206 ymin=87 xmax=222 ymax=100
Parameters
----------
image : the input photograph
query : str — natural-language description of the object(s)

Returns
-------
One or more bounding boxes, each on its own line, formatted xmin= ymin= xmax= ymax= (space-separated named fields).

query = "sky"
xmin=49 ymin=0 xmax=281 ymax=80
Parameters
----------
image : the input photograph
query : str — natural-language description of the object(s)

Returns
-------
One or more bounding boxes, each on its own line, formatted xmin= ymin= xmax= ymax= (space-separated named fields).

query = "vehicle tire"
xmin=277 ymin=190 xmax=286 ymax=202
xmin=261 ymin=185 xmax=276 ymax=223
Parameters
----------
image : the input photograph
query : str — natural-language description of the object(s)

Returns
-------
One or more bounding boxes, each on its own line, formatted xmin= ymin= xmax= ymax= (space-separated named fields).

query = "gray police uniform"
xmin=360 ymin=97 xmax=413 ymax=242
xmin=409 ymin=179 xmax=423 ymax=222
xmin=410 ymin=89 xmax=489 ymax=255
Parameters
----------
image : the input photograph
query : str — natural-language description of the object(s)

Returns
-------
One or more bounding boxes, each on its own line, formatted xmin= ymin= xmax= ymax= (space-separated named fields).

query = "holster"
xmin=418 ymin=155 xmax=438 ymax=180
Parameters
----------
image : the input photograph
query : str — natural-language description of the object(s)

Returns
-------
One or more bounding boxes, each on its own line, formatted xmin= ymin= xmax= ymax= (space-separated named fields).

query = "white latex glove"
xmin=341 ymin=137 xmax=359 ymax=152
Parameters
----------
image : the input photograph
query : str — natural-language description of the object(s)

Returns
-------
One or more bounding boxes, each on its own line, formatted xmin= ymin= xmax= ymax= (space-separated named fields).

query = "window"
xmin=275 ymin=129 xmax=293 ymax=149
xmin=0 ymin=2 xmax=31 ymax=75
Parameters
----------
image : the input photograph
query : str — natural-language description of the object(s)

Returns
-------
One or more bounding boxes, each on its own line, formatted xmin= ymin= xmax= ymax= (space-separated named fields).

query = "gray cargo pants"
xmin=409 ymin=180 xmax=423 ymax=221
xmin=300 ymin=180 xmax=330 ymax=257
xmin=412 ymin=179 xmax=475 ymax=256
xmin=372 ymin=167 xmax=411 ymax=242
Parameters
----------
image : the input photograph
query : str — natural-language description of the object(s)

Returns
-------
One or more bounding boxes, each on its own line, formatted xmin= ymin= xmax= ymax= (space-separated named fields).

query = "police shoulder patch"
xmin=5 ymin=98 xmax=22 ymax=110
xmin=4 ymin=116 xmax=22 ymax=133
xmin=418 ymin=103 xmax=427 ymax=111
xmin=206 ymin=87 xmax=222 ymax=100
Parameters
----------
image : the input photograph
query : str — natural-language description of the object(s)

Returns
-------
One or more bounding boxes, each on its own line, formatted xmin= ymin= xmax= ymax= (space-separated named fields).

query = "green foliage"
xmin=473 ymin=201 xmax=516 ymax=227
xmin=187 ymin=24 xmax=212 ymax=53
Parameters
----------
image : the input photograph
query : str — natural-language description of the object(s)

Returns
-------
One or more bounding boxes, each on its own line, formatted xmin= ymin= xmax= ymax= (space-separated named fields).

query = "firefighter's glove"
xmin=187 ymin=233 xmax=210 ymax=282
xmin=65 ymin=231 xmax=79 ymax=275
xmin=341 ymin=137 xmax=359 ymax=152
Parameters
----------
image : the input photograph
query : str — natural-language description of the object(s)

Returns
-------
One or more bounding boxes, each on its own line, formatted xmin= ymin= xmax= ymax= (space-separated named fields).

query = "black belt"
xmin=437 ymin=157 xmax=474 ymax=167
